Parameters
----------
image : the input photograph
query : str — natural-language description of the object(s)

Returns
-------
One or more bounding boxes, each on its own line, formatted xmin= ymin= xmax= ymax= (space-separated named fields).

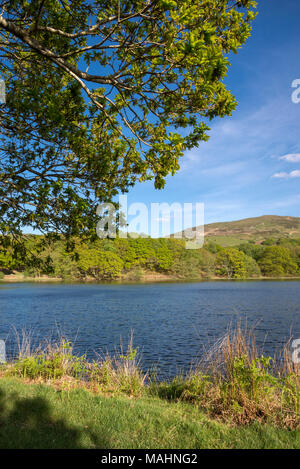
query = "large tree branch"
xmin=0 ymin=15 xmax=112 ymax=84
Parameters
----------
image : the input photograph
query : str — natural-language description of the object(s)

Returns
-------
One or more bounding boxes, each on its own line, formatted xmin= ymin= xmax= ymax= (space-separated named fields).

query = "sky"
xmin=123 ymin=0 xmax=300 ymax=234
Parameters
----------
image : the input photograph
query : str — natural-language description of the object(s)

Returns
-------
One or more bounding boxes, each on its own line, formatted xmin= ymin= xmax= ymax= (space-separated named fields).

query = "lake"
xmin=0 ymin=280 xmax=299 ymax=378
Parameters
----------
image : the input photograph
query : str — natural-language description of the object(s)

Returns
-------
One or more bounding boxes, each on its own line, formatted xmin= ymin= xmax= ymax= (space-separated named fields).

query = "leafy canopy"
xmin=258 ymin=246 xmax=299 ymax=277
xmin=0 ymin=0 xmax=256 ymax=239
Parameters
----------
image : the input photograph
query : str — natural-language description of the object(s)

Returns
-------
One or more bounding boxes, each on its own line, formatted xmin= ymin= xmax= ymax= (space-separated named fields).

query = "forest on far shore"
xmin=1 ymin=235 xmax=300 ymax=281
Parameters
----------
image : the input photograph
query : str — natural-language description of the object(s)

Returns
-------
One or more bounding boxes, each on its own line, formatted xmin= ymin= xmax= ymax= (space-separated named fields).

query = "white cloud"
xmin=279 ymin=153 xmax=300 ymax=163
xmin=272 ymin=172 xmax=289 ymax=178
xmin=272 ymin=170 xmax=300 ymax=179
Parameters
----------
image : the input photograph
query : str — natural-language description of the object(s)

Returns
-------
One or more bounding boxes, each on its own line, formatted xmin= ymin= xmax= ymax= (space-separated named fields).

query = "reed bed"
xmin=1 ymin=323 xmax=299 ymax=428
xmin=152 ymin=323 xmax=300 ymax=427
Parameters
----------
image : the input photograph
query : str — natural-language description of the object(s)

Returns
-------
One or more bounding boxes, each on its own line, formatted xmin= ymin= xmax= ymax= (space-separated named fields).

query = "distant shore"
xmin=1 ymin=270 xmax=300 ymax=284
xmin=0 ymin=269 xmax=178 ymax=283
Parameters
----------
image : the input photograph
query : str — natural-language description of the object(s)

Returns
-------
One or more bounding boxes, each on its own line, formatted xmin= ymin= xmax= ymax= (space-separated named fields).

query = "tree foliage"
xmin=258 ymin=246 xmax=299 ymax=277
xmin=77 ymin=245 xmax=123 ymax=279
xmin=216 ymin=247 xmax=247 ymax=278
xmin=0 ymin=0 xmax=256 ymax=238
xmin=1 ymin=235 xmax=300 ymax=281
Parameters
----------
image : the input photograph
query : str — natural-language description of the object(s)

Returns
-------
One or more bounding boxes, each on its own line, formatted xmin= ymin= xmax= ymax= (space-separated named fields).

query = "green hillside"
xmin=180 ymin=215 xmax=300 ymax=246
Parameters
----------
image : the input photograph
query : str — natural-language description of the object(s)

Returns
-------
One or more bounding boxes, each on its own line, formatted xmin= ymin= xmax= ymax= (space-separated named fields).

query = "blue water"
xmin=0 ymin=280 xmax=299 ymax=378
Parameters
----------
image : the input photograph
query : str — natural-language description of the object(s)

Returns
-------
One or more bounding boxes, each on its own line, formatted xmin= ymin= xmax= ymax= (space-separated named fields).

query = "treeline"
xmin=1 ymin=235 xmax=300 ymax=281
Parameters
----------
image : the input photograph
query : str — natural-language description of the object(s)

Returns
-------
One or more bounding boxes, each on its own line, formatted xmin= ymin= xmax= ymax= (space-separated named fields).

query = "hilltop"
xmin=177 ymin=215 xmax=300 ymax=246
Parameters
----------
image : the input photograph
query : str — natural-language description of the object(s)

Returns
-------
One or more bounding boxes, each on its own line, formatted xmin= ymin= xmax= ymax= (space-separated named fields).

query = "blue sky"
xmin=124 ymin=0 xmax=300 ymax=231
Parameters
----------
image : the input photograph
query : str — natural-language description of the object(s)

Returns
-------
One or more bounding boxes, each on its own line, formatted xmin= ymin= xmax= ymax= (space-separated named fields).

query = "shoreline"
xmin=1 ymin=272 xmax=300 ymax=284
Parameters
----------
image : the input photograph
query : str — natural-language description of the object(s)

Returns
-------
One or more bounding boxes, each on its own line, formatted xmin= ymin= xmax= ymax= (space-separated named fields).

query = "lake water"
xmin=0 ymin=280 xmax=299 ymax=378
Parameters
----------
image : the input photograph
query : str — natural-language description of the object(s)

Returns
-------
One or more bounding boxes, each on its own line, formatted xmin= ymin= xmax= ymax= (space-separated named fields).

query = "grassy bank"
xmin=0 ymin=377 xmax=299 ymax=449
xmin=0 ymin=325 xmax=299 ymax=448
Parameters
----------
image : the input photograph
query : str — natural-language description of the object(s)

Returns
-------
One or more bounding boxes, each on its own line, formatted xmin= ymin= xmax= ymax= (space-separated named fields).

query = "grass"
xmin=0 ymin=324 xmax=299 ymax=448
xmin=205 ymin=236 xmax=247 ymax=246
xmin=0 ymin=377 xmax=299 ymax=449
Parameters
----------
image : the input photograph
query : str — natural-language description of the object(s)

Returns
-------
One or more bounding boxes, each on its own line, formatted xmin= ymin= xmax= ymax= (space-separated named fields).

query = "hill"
xmin=176 ymin=215 xmax=300 ymax=246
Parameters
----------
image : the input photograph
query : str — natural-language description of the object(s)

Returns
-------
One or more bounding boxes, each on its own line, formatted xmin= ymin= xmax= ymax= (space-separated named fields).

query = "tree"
xmin=258 ymin=246 xmax=299 ymax=277
xmin=244 ymin=253 xmax=261 ymax=277
xmin=238 ymin=242 xmax=263 ymax=261
xmin=216 ymin=247 xmax=261 ymax=279
xmin=76 ymin=244 xmax=123 ymax=279
xmin=216 ymin=248 xmax=246 ymax=278
xmin=0 ymin=0 xmax=256 ymax=240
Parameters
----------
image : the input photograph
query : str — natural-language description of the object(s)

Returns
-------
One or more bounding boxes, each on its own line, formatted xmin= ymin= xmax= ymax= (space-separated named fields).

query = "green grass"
xmin=1 ymin=326 xmax=299 ymax=448
xmin=205 ymin=236 xmax=246 ymax=246
xmin=0 ymin=377 xmax=299 ymax=449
